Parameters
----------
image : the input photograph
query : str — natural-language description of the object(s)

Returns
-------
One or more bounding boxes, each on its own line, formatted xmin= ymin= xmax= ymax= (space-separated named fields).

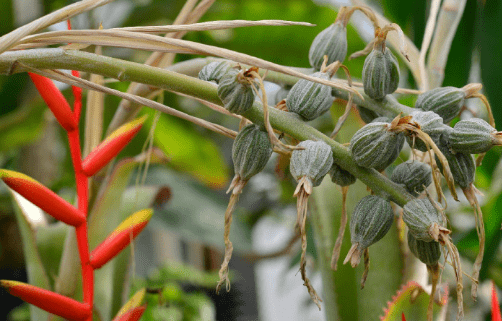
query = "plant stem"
xmin=67 ymin=128 xmax=93 ymax=320
xmin=0 ymin=48 xmax=413 ymax=206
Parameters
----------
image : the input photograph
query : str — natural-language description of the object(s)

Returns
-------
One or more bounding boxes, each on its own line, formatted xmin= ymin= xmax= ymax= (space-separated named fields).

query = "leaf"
xmin=0 ymin=99 xmax=46 ymax=152
xmin=138 ymin=166 xmax=253 ymax=253
xmin=380 ymin=281 xmax=446 ymax=321
xmin=480 ymin=1 xmax=502 ymax=126
xmin=35 ymin=222 xmax=68 ymax=289
xmin=140 ymin=107 xmax=230 ymax=189
xmin=9 ymin=190 xmax=50 ymax=321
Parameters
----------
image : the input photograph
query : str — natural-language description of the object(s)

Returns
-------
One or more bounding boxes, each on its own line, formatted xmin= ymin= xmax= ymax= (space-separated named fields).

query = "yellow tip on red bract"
xmin=114 ymin=288 xmax=146 ymax=320
xmin=113 ymin=305 xmax=147 ymax=321
xmin=82 ymin=116 xmax=147 ymax=177
xmin=1 ymin=279 xmax=91 ymax=320
xmin=90 ymin=209 xmax=153 ymax=269
xmin=0 ymin=169 xmax=85 ymax=226
xmin=29 ymin=73 xmax=78 ymax=132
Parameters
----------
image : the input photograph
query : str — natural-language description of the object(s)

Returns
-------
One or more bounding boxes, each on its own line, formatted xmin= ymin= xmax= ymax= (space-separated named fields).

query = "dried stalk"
xmin=418 ymin=0 xmax=441 ymax=91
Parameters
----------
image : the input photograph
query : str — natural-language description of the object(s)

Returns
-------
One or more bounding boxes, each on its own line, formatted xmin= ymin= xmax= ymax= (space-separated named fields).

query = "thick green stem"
xmin=0 ymin=48 xmax=413 ymax=206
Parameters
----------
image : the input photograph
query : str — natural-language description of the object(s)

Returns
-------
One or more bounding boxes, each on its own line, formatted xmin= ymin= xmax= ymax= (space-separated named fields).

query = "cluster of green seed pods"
xmin=199 ymin=4 xmax=502 ymax=317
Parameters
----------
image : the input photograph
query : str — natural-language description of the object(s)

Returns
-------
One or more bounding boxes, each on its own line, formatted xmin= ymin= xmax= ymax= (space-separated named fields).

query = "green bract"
xmin=217 ymin=69 xmax=256 ymax=115
xmin=403 ymin=198 xmax=443 ymax=242
xmin=232 ymin=124 xmax=273 ymax=181
xmin=290 ymin=140 xmax=333 ymax=187
xmin=362 ymin=48 xmax=399 ymax=100
xmin=198 ymin=61 xmax=232 ymax=83
xmin=286 ymin=72 xmax=334 ymax=121
xmin=308 ymin=21 xmax=348 ymax=70
xmin=449 ymin=118 xmax=498 ymax=154
xmin=407 ymin=231 xmax=441 ymax=266
xmin=349 ymin=195 xmax=394 ymax=255
xmin=415 ymin=87 xmax=465 ymax=123
xmin=329 ymin=163 xmax=356 ymax=187
xmin=390 ymin=161 xmax=432 ymax=196
xmin=350 ymin=122 xmax=404 ymax=171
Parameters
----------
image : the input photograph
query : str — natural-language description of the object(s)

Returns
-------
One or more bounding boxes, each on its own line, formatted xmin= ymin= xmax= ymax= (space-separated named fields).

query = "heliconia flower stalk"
xmin=0 ymin=280 xmax=91 ymax=321
xmin=114 ymin=288 xmax=146 ymax=320
xmin=493 ymin=281 xmax=501 ymax=321
xmin=29 ymin=73 xmax=78 ymax=132
xmin=81 ymin=116 xmax=147 ymax=177
xmin=90 ymin=209 xmax=153 ymax=269
xmin=0 ymin=169 xmax=85 ymax=226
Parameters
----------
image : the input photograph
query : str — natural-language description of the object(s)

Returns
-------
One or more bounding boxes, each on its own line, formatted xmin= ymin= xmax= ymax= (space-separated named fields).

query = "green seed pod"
xmin=308 ymin=21 xmax=348 ymax=70
xmin=362 ymin=48 xmax=400 ymax=100
xmin=415 ymin=87 xmax=465 ymax=123
xmin=350 ymin=122 xmax=404 ymax=171
xmin=403 ymin=198 xmax=443 ymax=242
xmin=198 ymin=61 xmax=231 ymax=83
xmin=390 ymin=161 xmax=432 ymax=196
xmin=449 ymin=118 xmax=499 ymax=154
xmin=290 ymin=140 xmax=333 ymax=187
xmin=407 ymin=231 xmax=441 ymax=266
xmin=347 ymin=195 xmax=394 ymax=264
xmin=406 ymin=110 xmax=447 ymax=152
xmin=371 ymin=116 xmax=392 ymax=123
xmin=357 ymin=105 xmax=380 ymax=123
xmin=286 ymin=72 xmax=334 ymax=121
xmin=217 ymin=69 xmax=256 ymax=115
xmin=329 ymin=163 xmax=356 ymax=187
xmin=435 ymin=135 xmax=475 ymax=189
xmin=232 ymin=124 xmax=273 ymax=181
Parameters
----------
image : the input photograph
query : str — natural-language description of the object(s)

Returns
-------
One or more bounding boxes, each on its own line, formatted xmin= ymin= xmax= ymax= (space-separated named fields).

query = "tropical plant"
xmin=0 ymin=0 xmax=501 ymax=321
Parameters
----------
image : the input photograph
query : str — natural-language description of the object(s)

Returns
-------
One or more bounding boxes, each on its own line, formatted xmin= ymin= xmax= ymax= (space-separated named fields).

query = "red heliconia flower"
xmin=0 ymin=280 xmax=91 ymax=320
xmin=112 ymin=305 xmax=147 ymax=321
xmin=0 ymin=169 xmax=85 ymax=226
xmin=402 ymin=312 xmax=406 ymax=321
xmin=90 ymin=209 xmax=153 ymax=269
xmin=493 ymin=281 xmax=501 ymax=321
xmin=81 ymin=116 xmax=147 ymax=177
xmin=29 ymin=73 xmax=78 ymax=131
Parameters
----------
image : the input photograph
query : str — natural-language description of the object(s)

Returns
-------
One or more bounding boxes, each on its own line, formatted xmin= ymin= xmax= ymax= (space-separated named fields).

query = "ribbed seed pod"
xmin=403 ymin=198 xmax=444 ymax=242
xmin=232 ymin=124 xmax=273 ymax=181
xmin=329 ymin=163 xmax=356 ymax=186
xmin=390 ymin=161 xmax=432 ymax=196
xmin=198 ymin=61 xmax=232 ymax=83
xmin=415 ymin=87 xmax=465 ymax=123
xmin=308 ymin=21 xmax=348 ymax=70
xmin=286 ymin=72 xmax=334 ymax=121
xmin=362 ymin=48 xmax=400 ymax=100
xmin=344 ymin=195 xmax=394 ymax=266
xmin=449 ymin=118 xmax=499 ymax=154
xmin=406 ymin=110 xmax=447 ymax=152
xmin=357 ymin=105 xmax=380 ymax=123
xmin=436 ymin=140 xmax=475 ymax=190
xmin=407 ymin=231 xmax=441 ymax=266
xmin=217 ymin=69 xmax=256 ymax=115
xmin=350 ymin=122 xmax=404 ymax=171
xmin=290 ymin=140 xmax=333 ymax=187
